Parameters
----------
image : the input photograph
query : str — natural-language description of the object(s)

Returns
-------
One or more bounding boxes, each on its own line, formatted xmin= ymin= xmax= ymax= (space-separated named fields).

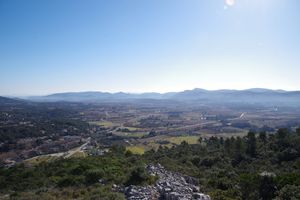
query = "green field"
xmin=114 ymin=131 xmax=148 ymax=138
xmin=121 ymin=126 xmax=139 ymax=131
xmin=126 ymin=146 xmax=145 ymax=154
xmin=127 ymin=135 xmax=201 ymax=153
xmin=166 ymin=136 xmax=200 ymax=145
xmin=143 ymin=141 xmax=173 ymax=150
xmin=89 ymin=121 xmax=116 ymax=127
xmin=25 ymin=155 xmax=59 ymax=165
xmin=69 ymin=151 xmax=87 ymax=158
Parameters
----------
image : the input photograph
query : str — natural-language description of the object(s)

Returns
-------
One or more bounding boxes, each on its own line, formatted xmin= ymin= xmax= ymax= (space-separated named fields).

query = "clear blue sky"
xmin=1 ymin=0 xmax=300 ymax=96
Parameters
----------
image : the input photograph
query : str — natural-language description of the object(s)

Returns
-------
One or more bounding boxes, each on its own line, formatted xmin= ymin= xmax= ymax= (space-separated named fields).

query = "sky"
xmin=0 ymin=0 xmax=300 ymax=96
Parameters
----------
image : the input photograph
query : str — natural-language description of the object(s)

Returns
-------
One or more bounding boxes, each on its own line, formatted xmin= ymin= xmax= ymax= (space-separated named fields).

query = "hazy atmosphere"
xmin=1 ymin=0 xmax=300 ymax=96
xmin=1 ymin=1 xmax=300 ymax=199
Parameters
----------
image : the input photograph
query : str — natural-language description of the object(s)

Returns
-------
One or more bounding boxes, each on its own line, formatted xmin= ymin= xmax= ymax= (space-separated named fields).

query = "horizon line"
xmin=3 ymin=87 xmax=300 ymax=98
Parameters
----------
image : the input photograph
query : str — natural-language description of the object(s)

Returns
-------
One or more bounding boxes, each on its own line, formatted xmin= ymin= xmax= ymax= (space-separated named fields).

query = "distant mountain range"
xmin=0 ymin=96 xmax=26 ymax=107
xmin=26 ymin=91 xmax=175 ymax=102
xmin=14 ymin=88 xmax=299 ymax=106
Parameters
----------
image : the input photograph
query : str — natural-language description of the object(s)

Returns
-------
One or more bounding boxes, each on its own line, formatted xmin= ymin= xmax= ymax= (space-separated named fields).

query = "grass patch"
xmin=135 ymin=135 xmax=200 ymax=151
xmin=126 ymin=146 xmax=145 ymax=155
xmin=122 ymin=126 xmax=139 ymax=131
xmin=145 ymin=141 xmax=173 ymax=150
xmin=69 ymin=151 xmax=87 ymax=158
xmin=166 ymin=136 xmax=200 ymax=145
xmin=114 ymin=132 xmax=148 ymax=138
xmin=89 ymin=121 xmax=115 ymax=127
xmin=25 ymin=155 xmax=58 ymax=165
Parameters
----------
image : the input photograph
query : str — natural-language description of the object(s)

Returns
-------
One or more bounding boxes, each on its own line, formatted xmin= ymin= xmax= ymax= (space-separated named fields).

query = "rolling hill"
xmin=23 ymin=88 xmax=300 ymax=106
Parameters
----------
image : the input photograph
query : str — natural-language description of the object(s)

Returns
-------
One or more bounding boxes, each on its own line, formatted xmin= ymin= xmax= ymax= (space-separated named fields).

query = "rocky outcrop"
xmin=125 ymin=185 xmax=159 ymax=200
xmin=125 ymin=164 xmax=211 ymax=200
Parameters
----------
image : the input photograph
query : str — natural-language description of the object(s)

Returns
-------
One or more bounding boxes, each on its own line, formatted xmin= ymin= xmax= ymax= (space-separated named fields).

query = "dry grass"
xmin=25 ymin=155 xmax=58 ymax=165
xmin=126 ymin=146 xmax=145 ymax=154
xmin=166 ymin=136 xmax=200 ymax=145
xmin=69 ymin=151 xmax=87 ymax=158
xmin=89 ymin=121 xmax=116 ymax=127
xmin=114 ymin=131 xmax=148 ymax=138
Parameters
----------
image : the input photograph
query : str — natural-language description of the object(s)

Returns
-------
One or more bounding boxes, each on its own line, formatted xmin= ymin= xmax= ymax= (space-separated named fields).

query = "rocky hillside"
xmin=125 ymin=164 xmax=211 ymax=200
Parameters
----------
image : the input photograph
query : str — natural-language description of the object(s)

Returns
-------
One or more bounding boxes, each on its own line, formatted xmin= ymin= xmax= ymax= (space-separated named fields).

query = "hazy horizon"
xmin=3 ymin=87 xmax=300 ymax=98
xmin=1 ymin=0 xmax=300 ymax=96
